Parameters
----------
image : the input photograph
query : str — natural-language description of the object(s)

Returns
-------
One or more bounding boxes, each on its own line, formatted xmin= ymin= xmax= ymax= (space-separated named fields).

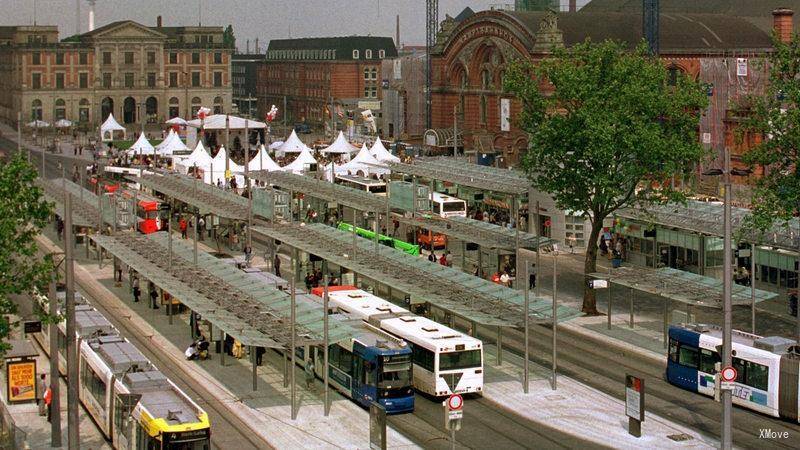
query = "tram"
xmin=311 ymin=286 xmax=484 ymax=397
xmin=666 ymin=324 xmax=800 ymax=422
xmin=337 ymin=222 xmax=420 ymax=255
xmin=296 ymin=317 xmax=415 ymax=414
xmin=32 ymin=292 xmax=212 ymax=448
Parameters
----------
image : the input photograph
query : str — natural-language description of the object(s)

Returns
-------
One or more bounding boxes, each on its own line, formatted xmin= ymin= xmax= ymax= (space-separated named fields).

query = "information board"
xmin=7 ymin=360 xmax=36 ymax=403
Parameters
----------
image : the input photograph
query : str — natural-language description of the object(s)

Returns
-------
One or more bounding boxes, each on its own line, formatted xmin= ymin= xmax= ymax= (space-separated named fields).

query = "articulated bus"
xmin=337 ymin=222 xmax=420 ymax=256
xmin=311 ymin=286 xmax=483 ymax=397
xmin=335 ymin=174 xmax=387 ymax=195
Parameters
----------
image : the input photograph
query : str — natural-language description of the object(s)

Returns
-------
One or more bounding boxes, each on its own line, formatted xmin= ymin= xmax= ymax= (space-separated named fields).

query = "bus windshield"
xmin=439 ymin=350 xmax=481 ymax=371
xmin=442 ymin=201 xmax=466 ymax=213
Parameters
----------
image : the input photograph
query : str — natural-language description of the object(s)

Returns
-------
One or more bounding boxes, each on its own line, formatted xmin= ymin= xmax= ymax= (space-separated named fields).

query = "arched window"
xmin=168 ymin=97 xmax=179 ymax=119
xmin=668 ymin=65 xmax=685 ymax=86
xmin=365 ymin=49 xmax=372 ymax=59
xmin=481 ymin=69 xmax=491 ymax=90
xmin=79 ymin=98 xmax=89 ymax=123
xmin=370 ymin=68 xmax=378 ymax=80
xmin=213 ymin=96 xmax=223 ymax=114
xmin=352 ymin=49 xmax=359 ymax=59
xmin=191 ymin=96 xmax=202 ymax=117
xmin=145 ymin=96 xmax=158 ymax=122
xmin=480 ymin=95 xmax=487 ymax=124
xmin=31 ymin=99 xmax=42 ymax=121
xmin=378 ymin=49 xmax=385 ymax=59
xmin=54 ymin=98 xmax=66 ymax=120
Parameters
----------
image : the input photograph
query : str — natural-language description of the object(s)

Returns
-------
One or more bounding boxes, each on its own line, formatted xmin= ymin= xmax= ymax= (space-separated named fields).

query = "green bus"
xmin=337 ymin=222 xmax=420 ymax=256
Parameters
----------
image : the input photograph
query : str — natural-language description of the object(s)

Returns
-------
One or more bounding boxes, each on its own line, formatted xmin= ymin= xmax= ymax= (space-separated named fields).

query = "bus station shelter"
xmin=38 ymin=178 xmax=98 ymax=228
xmin=91 ymin=231 xmax=355 ymax=401
xmin=589 ymin=266 xmax=779 ymax=347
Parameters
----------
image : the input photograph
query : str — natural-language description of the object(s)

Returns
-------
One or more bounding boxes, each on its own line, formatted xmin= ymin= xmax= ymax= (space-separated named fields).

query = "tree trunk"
xmin=582 ymin=219 xmax=603 ymax=315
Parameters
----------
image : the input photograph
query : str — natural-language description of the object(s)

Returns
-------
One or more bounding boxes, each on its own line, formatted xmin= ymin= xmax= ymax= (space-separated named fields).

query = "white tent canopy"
xmin=277 ymin=130 xmax=313 ymax=154
xmin=248 ymin=145 xmax=281 ymax=172
xmin=321 ymin=131 xmax=359 ymax=155
xmin=187 ymin=114 xmax=267 ymax=130
xmin=212 ymin=146 xmax=245 ymax=173
xmin=269 ymin=141 xmax=284 ymax=150
xmin=335 ymin=143 xmax=389 ymax=177
xmin=165 ymin=117 xmax=188 ymax=126
xmin=370 ymin=139 xmax=400 ymax=163
xmin=175 ymin=141 xmax=213 ymax=172
xmin=155 ymin=129 xmax=190 ymax=155
xmin=100 ymin=113 xmax=126 ymax=142
xmin=127 ymin=133 xmax=156 ymax=155
xmin=27 ymin=120 xmax=50 ymax=128
xmin=282 ymin=147 xmax=317 ymax=174
xmin=54 ymin=119 xmax=74 ymax=128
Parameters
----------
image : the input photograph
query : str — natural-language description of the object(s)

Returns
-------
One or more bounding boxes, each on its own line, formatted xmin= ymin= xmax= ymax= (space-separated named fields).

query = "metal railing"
xmin=0 ymin=398 xmax=28 ymax=449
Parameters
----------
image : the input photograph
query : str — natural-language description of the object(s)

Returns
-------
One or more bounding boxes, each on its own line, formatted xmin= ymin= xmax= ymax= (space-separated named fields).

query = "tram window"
xmin=699 ymin=349 xmax=720 ymax=374
xmin=330 ymin=345 xmax=353 ymax=375
xmin=743 ymin=360 xmax=769 ymax=391
xmin=677 ymin=344 xmax=699 ymax=368
xmin=81 ymin=362 xmax=107 ymax=406
xmin=439 ymin=350 xmax=482 ymax=371
xmin=668 ymin=339 xmax=679 ymax=363
xmin=733 ymin=358 xmax=747 ymax=384
xmin=411 ymin=345 xmax=435 ymax=372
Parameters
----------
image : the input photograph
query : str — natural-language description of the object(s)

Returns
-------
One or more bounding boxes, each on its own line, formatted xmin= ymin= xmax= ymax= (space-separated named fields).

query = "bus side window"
xmin=699 ymin=349 xmax=719 ymax=374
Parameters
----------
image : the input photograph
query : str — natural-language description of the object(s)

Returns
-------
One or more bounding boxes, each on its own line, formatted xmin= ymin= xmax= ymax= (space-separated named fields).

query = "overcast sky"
xmin=3 ymin=0 xmax=590 ymax=50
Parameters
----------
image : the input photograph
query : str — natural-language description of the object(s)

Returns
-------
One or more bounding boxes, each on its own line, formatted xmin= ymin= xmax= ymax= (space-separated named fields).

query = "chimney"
xmin=255 ymin=38 xmax=260 ymax=54
xmin=773 ymin=8 xmax=794 ymax=43
xmin=246 ymin=39 xmax=250 ymax=54
xmin=569 ymin=0 xmax=576 ymax=12
xmin=156 ymin=15 xmax=162 ymax=28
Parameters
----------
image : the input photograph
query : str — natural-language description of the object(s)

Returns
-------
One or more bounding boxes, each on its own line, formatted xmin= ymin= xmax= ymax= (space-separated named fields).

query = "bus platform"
xmin=480 ymin=345 xmax=717 ymax=449
xmin=35 ymin=230 xmax=419 ymax=450
xmin=0 ymin=310 xmax=111 ymax=450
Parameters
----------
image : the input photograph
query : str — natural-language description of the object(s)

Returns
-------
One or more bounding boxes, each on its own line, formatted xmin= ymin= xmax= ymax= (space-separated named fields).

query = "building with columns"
xmin=0 ymin=18 xmax=233 ymax=130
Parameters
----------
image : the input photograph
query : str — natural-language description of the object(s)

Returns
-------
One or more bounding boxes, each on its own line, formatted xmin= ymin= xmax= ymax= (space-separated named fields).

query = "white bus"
xmin=335 ymin=174 xmax=387 ymax=196
xmin=430 ymin=192 xmax=467 ymax=218
xmin=312 ymin=286 xmax=483 ymax=397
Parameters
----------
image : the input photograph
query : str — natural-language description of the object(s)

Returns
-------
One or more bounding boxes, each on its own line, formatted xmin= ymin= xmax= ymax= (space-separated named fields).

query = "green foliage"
xmin=223 ymin=25 xmax=236 ymax=49
xmin=0 ymin=152 xmax=55 ymax=353
xmin=504 ymin=40 xmax=707 ymax=312
xmin=741 ymin=34 xmax=800 ymax=233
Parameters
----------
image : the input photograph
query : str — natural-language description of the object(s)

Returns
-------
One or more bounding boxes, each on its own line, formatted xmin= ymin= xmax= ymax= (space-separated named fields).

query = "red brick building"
xmin=258 ymin=36 xmax=397 ymax=128
xmin=429 ymin=8 xmax=783 ymax=198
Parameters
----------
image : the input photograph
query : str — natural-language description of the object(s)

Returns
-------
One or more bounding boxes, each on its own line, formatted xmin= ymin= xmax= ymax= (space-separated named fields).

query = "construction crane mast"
xmin=426 ymin=0 xmax=438 ymax=130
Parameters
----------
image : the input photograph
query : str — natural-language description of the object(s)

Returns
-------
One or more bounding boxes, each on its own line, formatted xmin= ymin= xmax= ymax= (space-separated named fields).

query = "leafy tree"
xmin=0 ymin=152 xmax=54 ymax=353
xmin=504 ymin=40 xmax=708 ymax=313
xmin=741 ymin=34 xmax=800 ymax=232
xmin=223 ymin=25 xmax=236 ymax=49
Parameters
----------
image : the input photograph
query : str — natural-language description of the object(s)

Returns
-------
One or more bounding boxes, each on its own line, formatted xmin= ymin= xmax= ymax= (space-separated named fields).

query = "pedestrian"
xmin=56 ymin=217 xmax=64 ymax=241
xmin=500 ymin=271 xmax=511 ymax=287
xmin=230 ymin=230 xmax=239 ymax=251
xmin=44 ymin=384 xmax=52 ymax=423
xmin=179 ymin=217 xmax=188 ymax=239
xmin=439 ymin=251 xmax=449 ymax=266
xmin=529 ymin=264 xmax=537 ymax=290
xmin=428 ymin=251 xmax=436 ymax=263
xmin=216 ymin=178 xmax=223 ymax=189
xmin=599 ymin=238 xmax=608 ymax=256
xmin=274 ymin=254 xmax=281 ymax=277
xmin=115 ymin=261 xmax=123 ymax=284
xmin=37 ymin=374 xmax=47 ymax=416
xmin=149 ymin=282 xmax=160 ymax=309
xmin=305 ymin=358 xmax=315 ymax=390
xmin=78 ymin=145 xmax=83 ymax=155
xmin=255 ymin=346 xmax=265 ymax=366
xmin=197 ymin=216 xmax=205 ymax=241
xmin=132 ymin=276 xmax=140 ymax=302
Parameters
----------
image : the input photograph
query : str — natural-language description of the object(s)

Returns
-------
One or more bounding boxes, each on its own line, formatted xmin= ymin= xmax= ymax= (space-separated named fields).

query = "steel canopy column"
xmin=65 ymin=193 xmax=80 ymax=448
xmin=411 ymin=176 xmax=417 ymax=246
xmin=323 ymin=260 xmax=330 ymax=417
xmin=607 ymin=266 xmax=612 ymax=330
xmin=750 ymin=242 xmax=756 ymax=333
xmin=291 ymin=247 xmax=298 ymax=420
xmin=251 ymin=345 xmax=258 ymax=391
xmin=48 ymin=266 xmax=61 ymax=446
xmin=220 ymin=332 xmax=226 ymax=366
xmin=551 ymin=250 xmax=558 ymax=391
xmin=523 ymin=261 xmax=529 ymax=394
xmin=168 ymin=198 xmax=174 ymax=325
xmin=629 ymin=287 xmax=634 ymax=329
xmin=496 ymin=326 xmax=502 ymax=366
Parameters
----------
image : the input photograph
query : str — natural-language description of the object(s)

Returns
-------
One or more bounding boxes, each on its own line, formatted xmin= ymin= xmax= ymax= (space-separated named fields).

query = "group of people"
xmin=599 ymin=230 xmax=627 ymax=262
xmin=304 ymin=268 xmax=340 ymax=290
xmin=427 ymin=250 xmax=452 ymax=267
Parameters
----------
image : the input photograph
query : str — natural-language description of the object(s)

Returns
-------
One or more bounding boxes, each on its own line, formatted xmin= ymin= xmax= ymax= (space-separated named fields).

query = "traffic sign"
xmin=720 ymin=366 xmax=737 ymax=383
xmin=447 ymin=394 xmax=463 ymax=411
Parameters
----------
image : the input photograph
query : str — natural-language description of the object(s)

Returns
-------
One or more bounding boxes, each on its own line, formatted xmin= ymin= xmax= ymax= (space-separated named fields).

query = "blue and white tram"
xmin=306 ymin=318 xmax=415 ymax=414
xmin=666 ymin=324 xmax=800 ymax=422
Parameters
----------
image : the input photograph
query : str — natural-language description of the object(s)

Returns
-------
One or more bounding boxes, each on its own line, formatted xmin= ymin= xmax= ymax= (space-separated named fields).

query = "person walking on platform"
xmin=197 ymin=216 xmax=205 ymax=241
xmin=149 ymin=282 xmax=160 ymax=309
xmin=179 ymin=216 xmax=188 ymax=239
xmin=44 ymin=384 xmax=52 ymax=423
xmin=305 ymin=359 xmax=315 ymax=390
xmin=274 ymin=254 xmax=282 ymax=277
xmin=132 ymin=276 xmax=140 ymax=302
xmin=37 ymin=374 xmax=47 ymax=416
